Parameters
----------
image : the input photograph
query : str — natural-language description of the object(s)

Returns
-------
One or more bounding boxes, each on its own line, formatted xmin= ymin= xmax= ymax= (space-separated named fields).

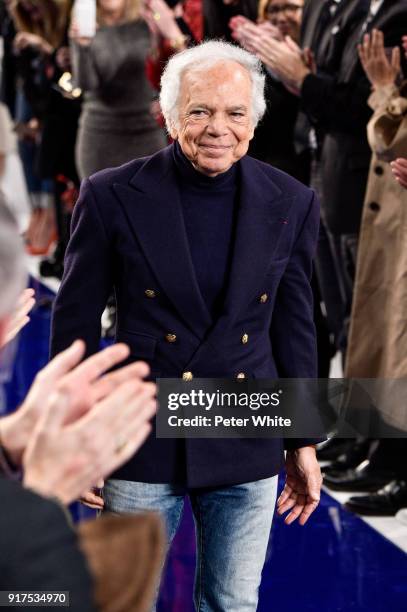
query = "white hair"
xmin=0 ymin=193 xmax=27 ymax=319
xmin=159 ymin=40 xmax=266 ymax=133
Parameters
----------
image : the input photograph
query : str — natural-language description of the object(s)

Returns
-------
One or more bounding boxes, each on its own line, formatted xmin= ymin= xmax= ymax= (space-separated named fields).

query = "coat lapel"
xmin=220 ymin=156 xmax=295 ymax=324
xmin=112 ymin=146 xmax=295 ymax=338
xmin=112 ymin=146 xmax=212 ymax=339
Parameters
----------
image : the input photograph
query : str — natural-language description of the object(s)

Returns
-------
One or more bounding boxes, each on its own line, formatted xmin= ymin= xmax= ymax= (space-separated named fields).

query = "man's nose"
xmin=206 ymin=113 xmax=229 ymax=136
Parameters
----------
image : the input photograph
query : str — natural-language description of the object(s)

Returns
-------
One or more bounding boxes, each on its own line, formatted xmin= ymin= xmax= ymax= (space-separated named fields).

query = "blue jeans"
xmin=103 ymin=476 xmax=278 ymax=612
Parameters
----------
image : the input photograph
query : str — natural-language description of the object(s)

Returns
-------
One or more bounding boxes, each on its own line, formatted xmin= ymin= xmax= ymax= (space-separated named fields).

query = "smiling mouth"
xmin=198 ymin=144 xmax=231 ymax=151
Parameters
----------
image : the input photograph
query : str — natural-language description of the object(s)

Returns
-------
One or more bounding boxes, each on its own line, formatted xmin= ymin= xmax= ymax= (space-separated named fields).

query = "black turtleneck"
xmin=173 ymin=141 xmax=240 ymax=318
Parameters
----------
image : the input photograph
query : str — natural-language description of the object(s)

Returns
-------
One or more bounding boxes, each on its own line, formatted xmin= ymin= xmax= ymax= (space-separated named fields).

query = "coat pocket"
xmin=116 ymin=330 xmax=157 ymax=361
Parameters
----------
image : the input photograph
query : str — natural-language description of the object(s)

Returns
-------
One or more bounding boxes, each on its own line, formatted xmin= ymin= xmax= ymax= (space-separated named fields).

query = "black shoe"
xmin=323 ymin=460 xmax=396 ymax=492
xmin=345 ymin=480 xmax=407 ymax=516
xmin=317 ymin=438 xmax=353 ymax=461
xmin=322 ymin=439 xmax=372 ymax=475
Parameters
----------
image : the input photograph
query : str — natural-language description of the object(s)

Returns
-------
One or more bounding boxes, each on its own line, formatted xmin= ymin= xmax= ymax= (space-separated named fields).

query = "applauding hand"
xmin=391 ymin=158 xmax=407 ymax=189
xmin=1 ymin=288 xmax=35 ymax=349
xmin=358 ymin=29 xmax=400 ymax=89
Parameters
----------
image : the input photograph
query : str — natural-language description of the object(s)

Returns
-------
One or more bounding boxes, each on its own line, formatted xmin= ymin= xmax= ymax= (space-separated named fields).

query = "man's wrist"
xmin=371 ymin=78 xmax=396 ymax=90
xmin=287 ymin=444 xmax=317 ymax=454
xmin=24 ymin=472 xmax=69 ymax=509
xmin=295 ymin=67 xmax=311 ymax=90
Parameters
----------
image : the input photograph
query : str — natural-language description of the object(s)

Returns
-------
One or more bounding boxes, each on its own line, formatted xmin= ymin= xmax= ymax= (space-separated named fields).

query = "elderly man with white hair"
xmin=51 ymin=41 xmax=323 ymax=610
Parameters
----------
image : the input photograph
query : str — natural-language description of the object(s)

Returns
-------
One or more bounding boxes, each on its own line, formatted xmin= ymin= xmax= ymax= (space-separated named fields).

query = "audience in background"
xmin=231 ymin=0 xmax=307 ymax=180
xmin=8 ymin=0 xmax=74 ymax=255
xmin=70 ymin=0 xmax=166 ymax=180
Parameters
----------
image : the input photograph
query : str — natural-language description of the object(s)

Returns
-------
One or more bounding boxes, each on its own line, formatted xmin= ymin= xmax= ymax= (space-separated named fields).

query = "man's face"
xmin=171 ymin=62 xmax=255 ymax=177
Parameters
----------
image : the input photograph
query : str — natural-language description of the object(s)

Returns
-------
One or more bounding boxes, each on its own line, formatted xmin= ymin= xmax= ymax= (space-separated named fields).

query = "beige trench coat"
xmin=345 ymin=83 xmax=407 ymax=430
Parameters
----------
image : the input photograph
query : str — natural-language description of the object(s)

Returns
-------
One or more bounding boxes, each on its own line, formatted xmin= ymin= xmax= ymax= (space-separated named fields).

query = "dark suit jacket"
xmin=301 ymin=0 xmax=367 ymax=73
xmin=51 ymin=144 xmax=320 ymax=488
xmin=249 ymin=73 xmax=309 ymax=185
xmin=203 ymin=0 xmax=258 ymax=40
xmin=300 ymin=0 xmax=407 ymax=234
xmin=0 ymin=478 xmax=95 ymax=611
xmin=295 ymin=0 xmax=366 ymax=162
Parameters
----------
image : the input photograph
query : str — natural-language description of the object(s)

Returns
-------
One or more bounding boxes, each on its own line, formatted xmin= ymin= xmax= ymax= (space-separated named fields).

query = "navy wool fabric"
xmin=51 ymin=144 xmax=321 ymax=488
xmin=173 ymin=142 xmax=239 ymax=318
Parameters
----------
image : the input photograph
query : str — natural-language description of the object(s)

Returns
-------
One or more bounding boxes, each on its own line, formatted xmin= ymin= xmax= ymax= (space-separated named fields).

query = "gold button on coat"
xmin=165 ymin=333 xmax=177 ymax=343
xmin=236 ymin=372 xmax=246 ymax=379
xmin=145 ymin=289 xmax=157 ymax=298
xmin=260 ymin=293 xmax=268 ymax=303
xmin=182 ymin=371 xmax=193 ymax=381
xmin=241 ymin=333 xmax=249 ymax=344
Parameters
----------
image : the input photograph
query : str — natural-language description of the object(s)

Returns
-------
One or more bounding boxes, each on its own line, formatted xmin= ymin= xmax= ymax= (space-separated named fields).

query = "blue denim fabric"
xmin=103 ymin=476 xmax=278 ymax=612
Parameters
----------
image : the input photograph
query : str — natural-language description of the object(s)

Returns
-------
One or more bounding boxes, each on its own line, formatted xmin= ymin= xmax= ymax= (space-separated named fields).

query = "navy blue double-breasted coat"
xmin=51 ymin=144 xmax=320 ymax=488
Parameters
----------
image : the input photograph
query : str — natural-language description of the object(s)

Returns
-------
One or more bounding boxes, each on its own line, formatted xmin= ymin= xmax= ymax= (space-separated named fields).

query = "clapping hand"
xmin=1 ymin=288 xmax=35 ymax=349
xmin=143 ymin=0 xmax=184 ymax=42
xmin=391 ymin=158 xmax=407 ymax=189
xmin=229 ymin=17 xmax=310 ymax=92
xmin=0 ymin=341 xmax=147 ymax=463
xmin=358 ymin=29 xmax=401 ymax=89
xmin=229 ymin=16 xmax=283 ymax=53
xmin=23 ymin=359 xmax=156 ymax=505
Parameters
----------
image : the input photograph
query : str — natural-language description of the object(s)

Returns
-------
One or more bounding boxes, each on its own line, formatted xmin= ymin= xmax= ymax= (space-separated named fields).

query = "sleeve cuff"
xmin=284 ymin=438 xmax=325 ymax=451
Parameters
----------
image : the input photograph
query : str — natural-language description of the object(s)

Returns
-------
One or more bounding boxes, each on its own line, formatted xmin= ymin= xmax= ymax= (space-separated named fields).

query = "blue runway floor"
xmin=3 ymin=279 xmax=407 ymax=612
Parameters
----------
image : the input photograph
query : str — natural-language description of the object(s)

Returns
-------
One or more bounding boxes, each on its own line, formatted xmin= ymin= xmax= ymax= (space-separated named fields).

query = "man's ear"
xmin=249 ymin=123 xmax=255 ymax=140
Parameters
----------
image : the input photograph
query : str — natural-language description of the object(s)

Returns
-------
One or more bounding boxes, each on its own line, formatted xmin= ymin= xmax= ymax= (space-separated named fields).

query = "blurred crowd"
xmin=0 ymin=0 xmax=203 ymax=277
xmin=1 ymin=0 xmax=407 ymax=608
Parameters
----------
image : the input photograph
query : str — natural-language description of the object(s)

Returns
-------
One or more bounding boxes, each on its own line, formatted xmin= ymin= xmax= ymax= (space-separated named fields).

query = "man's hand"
xmin=231 ymin=27 xmax=310 ymax=92
xmin=230 ymin=15 xmax=283 ymax=46
xmin=23 ymin=377 xmax=156 ymax=505
xmin=0 ymin=288 xmax=35 ymax=348
xmin=391 ymin=158 xmax=407 ymax=188
xmin=358 ymin=29 xmax=400 ymax=89
xmin=0 ymin=341 xmax=147 ymax=464
xmin=80 ymin=485 xmax=104 ymax=510
xmin=255 ymin=36 xmax=310 ymax=92
xmin=143 ymin=0 xmax=185 ymax=43
xmin=277 ymin=446 xmax=322 ymax=525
